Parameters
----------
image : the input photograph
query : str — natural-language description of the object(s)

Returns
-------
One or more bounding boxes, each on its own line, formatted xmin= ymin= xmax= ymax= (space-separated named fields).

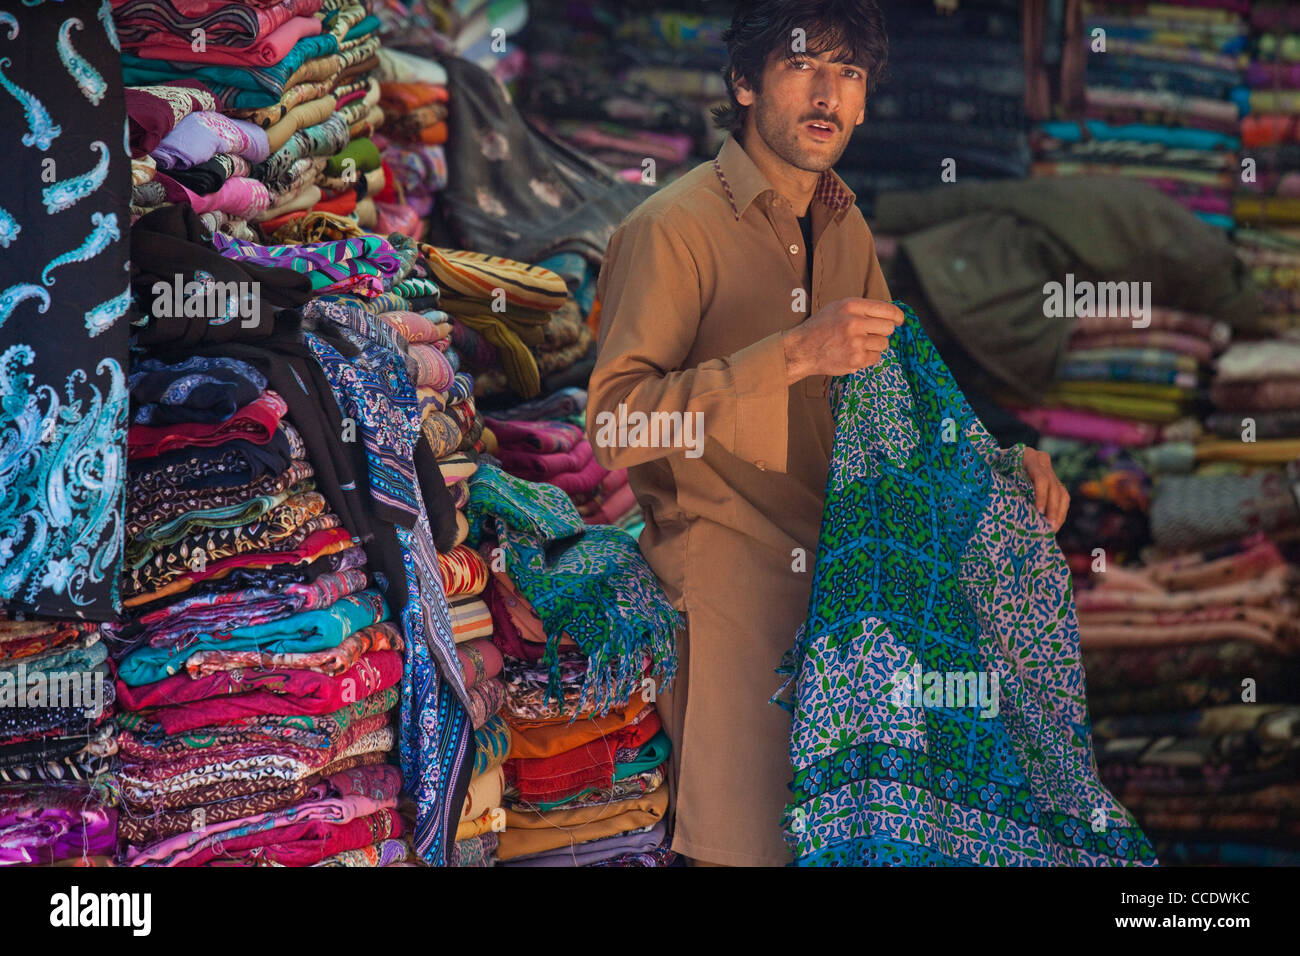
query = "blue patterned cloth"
xmin=775 ymin=303 xmax=1157 ymax=866
xmin=305 ymin=321 xmax=472 ymax=866
xmin=0 ymin=0 xmax=131 ymax=619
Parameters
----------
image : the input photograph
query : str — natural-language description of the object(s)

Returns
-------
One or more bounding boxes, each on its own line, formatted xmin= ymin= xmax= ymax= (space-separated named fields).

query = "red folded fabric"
xmin=506 ymin=708 xmax=662 ymax=803
xmin=456 ymin=638 xmax=504 ymax=689
xmin=128 ymin=391 xmax=287 ymax=458
xmin=121 ymin=15 xmax=323 ymax=67
xmin=195 ymin=809 xmax=402 ymax=867
xmin=135 ymin=650 xmax=403 ymax=734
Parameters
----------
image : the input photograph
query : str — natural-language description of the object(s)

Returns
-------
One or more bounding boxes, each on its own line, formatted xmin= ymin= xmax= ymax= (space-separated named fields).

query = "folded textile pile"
xmin=518 ymin=1 xmax=725 ymax=184
xmin=1235 ymin=0 xmax=1300 ymax=226
xmin=376 ymin=0 xmax=530 ymax=83
xmin=1031 ymin=0 xmax=1249 ymax=230
xmin=482 ymin=413 xmax=637 ymax=530
xmin=464 ymin=462 xmax=679 ymax=866
xmin=0 ymin=618 xmax=119 ymax=867
xmin=841 ymin=0 xmax=1030 ymax=209
xmin=110 ymin=355 xmax=409 ymax=865
xmin=372 ymin=48 xmax=451 ymax=230
xmin=1077 ymin=533 xmax=1300 ymax=865
xmin=121 ymin=0 xmax=407 ymax=243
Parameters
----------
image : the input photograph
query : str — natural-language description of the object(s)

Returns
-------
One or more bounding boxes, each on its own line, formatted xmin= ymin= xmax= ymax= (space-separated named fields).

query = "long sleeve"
xmin=587 ymin=213 xmax=792 ymax=473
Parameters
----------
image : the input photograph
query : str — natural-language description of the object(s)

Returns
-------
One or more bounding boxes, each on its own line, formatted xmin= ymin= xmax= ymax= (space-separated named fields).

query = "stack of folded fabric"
xmin=465 ymin=463 xmax=679 ymax=866
xmin=837 ymin=0 xmax=1029 ymax=209
xmin=1234 ymin=228 xmax=1300 ymax=338
xmin=517 ymin=1 xmax=725 ymax=184
xmin=119 ymin=1 xmax=393 ymax=242
xmin=1031 ymin=0 xmax=1249 ymax=230
xmin=1075 ymin=532 xmax=1300 ymax=865
xmin=1202 ymin=339 xmax=1300 ymax=465
xmin=372 ymin=51 xmax=451 ymax=234
xmin=1023 ymin=308 xmax=1231 ymax=433
xmin=1236 ymin=0 xmax=1300 ymax=227
xmin=109 ymin=355 xmax=409 ymax=866
xmin=0 ymin=618 xmax=119 ymax=867
xmin=484 ymin=417 xmax=636 ymax=528
xmin=1008 ymin=306 xmax=1233 ymax=571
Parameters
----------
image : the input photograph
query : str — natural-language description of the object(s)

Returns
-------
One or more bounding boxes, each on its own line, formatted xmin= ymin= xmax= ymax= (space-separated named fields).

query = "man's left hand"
xmin=1022 ymin=447 xmax=1070 ymax=532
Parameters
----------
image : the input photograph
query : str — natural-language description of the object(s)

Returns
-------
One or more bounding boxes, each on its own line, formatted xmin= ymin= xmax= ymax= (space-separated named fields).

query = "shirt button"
xmin=789 ymin=244 xmax=799 ymax=255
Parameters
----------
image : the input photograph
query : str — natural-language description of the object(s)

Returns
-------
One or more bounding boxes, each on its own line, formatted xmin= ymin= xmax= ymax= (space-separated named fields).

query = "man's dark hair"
xmin=712 ymin=0 xmax=889 ymax=134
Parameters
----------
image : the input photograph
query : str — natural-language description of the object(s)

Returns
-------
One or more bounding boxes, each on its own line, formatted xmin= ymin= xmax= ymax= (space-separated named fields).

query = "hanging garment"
xmin=0 ymin=0 xmax=133 ymax=619
xmin=775 ymin=302 xmax=1157 ymax=867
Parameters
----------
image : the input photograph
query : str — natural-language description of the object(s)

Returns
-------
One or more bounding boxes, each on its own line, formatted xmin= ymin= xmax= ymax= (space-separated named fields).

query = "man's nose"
xmin=810 ymin=75 xmax=840 ymax=117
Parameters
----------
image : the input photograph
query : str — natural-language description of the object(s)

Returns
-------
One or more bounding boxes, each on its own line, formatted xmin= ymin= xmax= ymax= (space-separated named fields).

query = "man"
xmin=587 ymin=0 xmax=1069 ymax=866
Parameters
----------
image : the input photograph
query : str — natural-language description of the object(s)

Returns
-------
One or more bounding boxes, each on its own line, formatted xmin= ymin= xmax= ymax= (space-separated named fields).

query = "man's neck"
xmin=736 ymin=127 xmax=819 ymax=218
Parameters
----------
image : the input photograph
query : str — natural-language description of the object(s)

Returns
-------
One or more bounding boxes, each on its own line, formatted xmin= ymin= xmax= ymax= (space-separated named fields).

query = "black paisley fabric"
xmin=0 ymin=0 xmax=132 ymax=619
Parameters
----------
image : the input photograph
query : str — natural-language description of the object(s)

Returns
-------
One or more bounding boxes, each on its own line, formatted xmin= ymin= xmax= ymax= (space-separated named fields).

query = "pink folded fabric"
xmin=484 ymin=417 xmax=584 ymax=454
xmin=1013 ymin=406 xmax=1161 ymax=447
xmin=581 ymin=482 xmax=637 ymax=526
xmin=126 ymin=15 xmax=323 ymax=68
xmin=597 ymin=467 xmax=628 ymax=497
xmin=380 ymin=311 xmax=451 ymax=344
xmin=1068 ymin=331 xmax=1217 ymax=364
xmin=410 ymin=344 xmax=455 ymax=391
xmin=154 ymin=171 xmax=273 ymax=218
xmin=497 ymin=439 xmax=595 ymax=481
xmin=548 ymin=453 xmax=607 ymax=497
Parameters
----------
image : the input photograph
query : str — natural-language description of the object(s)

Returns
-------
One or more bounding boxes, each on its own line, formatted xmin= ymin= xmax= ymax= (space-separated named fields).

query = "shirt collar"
xmin=712 ymin=131 xmax=857 ymax=222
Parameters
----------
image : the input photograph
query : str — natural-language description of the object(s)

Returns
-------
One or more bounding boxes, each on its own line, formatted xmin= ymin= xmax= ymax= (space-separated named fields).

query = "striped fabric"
xmin=449 ymin=596 xmax=494 ymax=643
xmin=419 ymin=244 xmax=568 ymax=312
xmin=437 ymin=544 xmax=489 ymax=598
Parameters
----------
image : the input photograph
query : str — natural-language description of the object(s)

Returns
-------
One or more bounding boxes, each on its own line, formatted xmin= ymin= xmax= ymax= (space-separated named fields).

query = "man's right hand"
xmin=782 ymin=298 xmax=905 ymax=385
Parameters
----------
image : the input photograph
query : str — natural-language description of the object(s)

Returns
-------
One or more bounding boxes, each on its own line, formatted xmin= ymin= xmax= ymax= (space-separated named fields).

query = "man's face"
xmin=736 ymin=45 xmax=869 ymax=172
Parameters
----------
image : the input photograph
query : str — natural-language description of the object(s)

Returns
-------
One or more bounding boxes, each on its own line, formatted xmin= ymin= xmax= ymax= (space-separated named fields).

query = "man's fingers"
xmin=841 ymin=298 xmax=905 ymax=324
xmin=1052 ymin=486 xmax=1071 ymax=531
xmin=849 ymin=316 xmax=902 ymax=339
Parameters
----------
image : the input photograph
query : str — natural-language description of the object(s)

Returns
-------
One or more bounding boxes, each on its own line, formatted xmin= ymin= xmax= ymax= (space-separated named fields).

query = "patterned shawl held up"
xmin=466 ymin=463 xmax=679 ymax=716
xmin=776 ymin=303 xmax=1157 ymax=866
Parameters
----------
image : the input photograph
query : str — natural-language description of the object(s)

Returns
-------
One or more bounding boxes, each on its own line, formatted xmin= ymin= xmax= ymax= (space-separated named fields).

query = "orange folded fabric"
xmin=506 ymin=694 xmax=651 ymax=760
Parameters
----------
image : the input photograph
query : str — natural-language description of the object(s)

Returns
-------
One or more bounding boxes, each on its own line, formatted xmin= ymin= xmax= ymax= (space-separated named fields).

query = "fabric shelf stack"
xmin=840 ymin=0 xmax=1029 ymax=212
xmin=120 ymin=0 xmax=402 ymax=244
xmin=1236 ymin=0 xmax=1300 ymax=229
xmin=0 ymin=618 xmax=120 ymax=866
xmin=109 ymin=351 xmax=409 ymax=867
xmin=465 ymin=464 xmax=679 ymax=867
xmin=516 ymin=1 xmax=728 ymax=186
xmin=1031 ymin=0 xmax=1249 ymax=230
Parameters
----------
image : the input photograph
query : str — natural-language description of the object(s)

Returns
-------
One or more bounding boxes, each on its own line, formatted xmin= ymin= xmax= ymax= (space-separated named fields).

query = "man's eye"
xmin=843 ymin=68 xmax=862 ymax=79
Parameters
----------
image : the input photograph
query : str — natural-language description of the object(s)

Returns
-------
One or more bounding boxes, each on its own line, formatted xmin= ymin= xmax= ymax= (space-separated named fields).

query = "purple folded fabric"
xmin=152 ymin=112 xmax=270 ymax=169
xmin=0 ymin=786 xmax=117 ymax=865
xmin=499 ymin=821 xmax=667 ymax=867
xmin=497 ymin=440 xmax=594 ymax=481
xmin=485 ymin=417 xmax=584 ymax=454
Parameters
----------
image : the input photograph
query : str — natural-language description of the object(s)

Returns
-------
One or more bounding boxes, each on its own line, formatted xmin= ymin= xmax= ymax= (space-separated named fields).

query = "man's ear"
xmin=734 ymin=71 xmax=756 ymax=107
xmin=855 ymin=107 xmax=866 ymax=127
